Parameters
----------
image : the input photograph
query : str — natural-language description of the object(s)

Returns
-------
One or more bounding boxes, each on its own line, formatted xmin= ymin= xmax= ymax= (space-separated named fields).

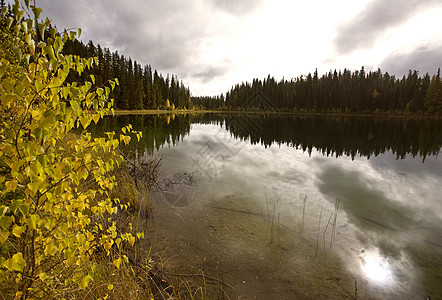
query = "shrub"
xmin=0 ymin=1 xmax=141 ymax=298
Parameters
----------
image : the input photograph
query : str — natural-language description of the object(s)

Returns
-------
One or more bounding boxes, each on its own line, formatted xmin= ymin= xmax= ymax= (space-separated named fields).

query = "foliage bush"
xmin=0 ymin=1 xmax=142 ymax=298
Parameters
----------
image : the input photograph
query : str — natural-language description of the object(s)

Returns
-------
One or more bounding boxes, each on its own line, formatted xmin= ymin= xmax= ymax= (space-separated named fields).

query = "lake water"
xmin=96 ymin=114 xmax=442 ymax=299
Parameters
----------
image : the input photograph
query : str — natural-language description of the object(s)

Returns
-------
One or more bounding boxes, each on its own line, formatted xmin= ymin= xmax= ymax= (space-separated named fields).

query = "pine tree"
xmin=143 ymin=65 xmax=153 ymax=108
xmin=424 ymin=69 xmax=442 ymax=115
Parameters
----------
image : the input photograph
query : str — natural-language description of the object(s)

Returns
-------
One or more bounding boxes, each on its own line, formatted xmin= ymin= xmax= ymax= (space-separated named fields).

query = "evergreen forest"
xmin=193 ymin=68 xmax=442 ymax=115
xmin=62 ymin=39 xmax=192 ymax=110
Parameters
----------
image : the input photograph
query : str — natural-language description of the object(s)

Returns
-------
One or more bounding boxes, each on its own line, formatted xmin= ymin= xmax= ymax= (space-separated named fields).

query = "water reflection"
xmin=360 ymin=249 xmax=394 ymax=283
xmin=92 ymin=113 xmax=442 ymax=299
xmin=314 ymin=150 xmax=442 ymax=296
xmin=91 ymin=113 xmax=442 ymax=161
xmin=316 ymin=165 xmax=413 ymax=231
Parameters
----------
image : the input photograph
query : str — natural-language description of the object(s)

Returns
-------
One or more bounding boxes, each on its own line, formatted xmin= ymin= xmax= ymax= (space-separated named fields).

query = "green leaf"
xmin=12 ymin=46 xmax=22 ymax=62
xmin=31 ymin=6 xmax=43 ymax=19
xmin=27 ymin=181 xmax=42 ymax=196
xmin=16 ymin=10 xmax=25 ymax=22
xmin=21 ymin=21 xmax=28 ymax=34
xmin=70 ymin=99 xmax=81 ymax=114
xmin=69 ymin=30 xmax=76 ymax=41
xmin=19 ymin=203 xmax=30 ymax=217
xmin=0 ymin=216 xmax=11 ymax=230
xmin=43 ymin=45 xmax=56 ymax=61
xmin=35 ymin=80 xmax=45 ymax=93
xmin=6 ymin=17 xmax=13 ymax=29
xmin=26 ymin=214 xmax=38 ymax=230
xmin=38 ymin=22 xmax=47 ymax=40
xmin=0 ymin=231 xmax=10 ymax=243
xmin=80 ymin=116 xmax=90 ymax=129
xmin=0 ymin=205 xmax=8 ymax=216
xmin=79 ymin=275 xmax=91 ymax=289
xmin=3 ymin=252 xmax=25 ymax=272
xmin=39 ymin=272 xmax=49 ymax=281
xmin=62 ymin=86 xmax=70 ymax=99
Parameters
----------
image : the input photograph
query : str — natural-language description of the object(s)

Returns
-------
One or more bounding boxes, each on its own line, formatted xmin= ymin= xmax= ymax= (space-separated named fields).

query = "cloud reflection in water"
xmin=360 ymin=250 xmax=394 ymax=284
xmin=156 ymin=122 xmax=441 ymax=298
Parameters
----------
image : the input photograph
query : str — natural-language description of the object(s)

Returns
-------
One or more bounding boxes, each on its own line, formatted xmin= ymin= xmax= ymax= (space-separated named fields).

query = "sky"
xmin=22 ymin=0 xmax=442 ymax=96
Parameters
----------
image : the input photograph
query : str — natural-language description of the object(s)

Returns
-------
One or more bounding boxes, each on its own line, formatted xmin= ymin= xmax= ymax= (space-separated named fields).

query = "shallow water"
xmin=108 ymin=114 xmax=442 ymax=299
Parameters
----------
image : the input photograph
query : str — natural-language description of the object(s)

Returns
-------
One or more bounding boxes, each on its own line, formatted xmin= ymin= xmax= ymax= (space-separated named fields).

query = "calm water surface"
xmin=99 ymin=114 xmax=442 ymax=299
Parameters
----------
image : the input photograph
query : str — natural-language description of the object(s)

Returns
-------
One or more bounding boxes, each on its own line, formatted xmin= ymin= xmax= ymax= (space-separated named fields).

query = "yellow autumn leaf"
xmin=103 ymin=241 xmax=112 ymax=251
xmin=5 ymin=179 xmax=18 ymax=192
xmin=113 ymin=258 xmax=121 ymax=269
xmin=12 ymin=225 xmax=26 ymax=237
xmin=119 ymin=134 xmax=131 ymax=145
xmin=26 ymin=214 xmax=38 ymax=230
xmin=92 ymin=114 xmax=100 ymax=124
xmin=14 ymin=292 xmax=23 ymax=300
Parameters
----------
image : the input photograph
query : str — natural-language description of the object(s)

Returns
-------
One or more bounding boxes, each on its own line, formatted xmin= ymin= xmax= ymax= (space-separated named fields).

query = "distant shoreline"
xmin=112 ymin=109 xmax=440 ymax=119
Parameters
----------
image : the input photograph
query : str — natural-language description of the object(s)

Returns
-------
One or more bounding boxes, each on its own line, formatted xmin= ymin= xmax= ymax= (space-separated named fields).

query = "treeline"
xmin=62 ymin=40 xmax=192 ymax=110
xmin=193 ymin=67 xmax=442 ymax=115
xmin=191 ymin=95 xmax=225 ymax=110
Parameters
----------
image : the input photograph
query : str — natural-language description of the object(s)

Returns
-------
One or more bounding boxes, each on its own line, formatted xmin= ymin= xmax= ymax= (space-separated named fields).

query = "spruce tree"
xmin=424 ymin=69 xmax=442 ymax=115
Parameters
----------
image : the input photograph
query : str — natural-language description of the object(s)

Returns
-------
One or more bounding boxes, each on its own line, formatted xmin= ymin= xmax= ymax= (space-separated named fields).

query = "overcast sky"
xmin=29 ymin=0 xmax=442 ymax=96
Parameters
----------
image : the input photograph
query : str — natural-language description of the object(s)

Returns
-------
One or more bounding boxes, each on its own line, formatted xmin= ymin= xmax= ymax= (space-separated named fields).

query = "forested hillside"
xmin=62 ymin=39 xmax=192 ymax=110
xmin=193 ymin=67 xmax=442 ymax=115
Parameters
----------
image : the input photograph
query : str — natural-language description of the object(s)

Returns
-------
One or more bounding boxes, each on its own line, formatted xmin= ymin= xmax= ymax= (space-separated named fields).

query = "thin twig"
xmin=315 ymin=207 xmax=323 ymax=256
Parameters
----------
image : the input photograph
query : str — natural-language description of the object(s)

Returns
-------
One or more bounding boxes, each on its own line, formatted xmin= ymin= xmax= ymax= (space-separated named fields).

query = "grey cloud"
xmin=316 ymin=165 xmax=413 ymax=232
xmin=209 ymin=0 xmax=263 ymax=16
xmin=38 ymin=0 xmax=213 ymax=73
xmin=192 ymin=66 xmax=229 ymax=83
xmin=380 ymin=44 xmax=442 ymax=76
xmin=333 ymin=0 xmax=440 ymax=55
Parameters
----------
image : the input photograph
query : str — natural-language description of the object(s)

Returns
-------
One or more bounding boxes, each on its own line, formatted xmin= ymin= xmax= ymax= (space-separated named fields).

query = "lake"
xmin=95 ymin=113 xmax=442 ymax=299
